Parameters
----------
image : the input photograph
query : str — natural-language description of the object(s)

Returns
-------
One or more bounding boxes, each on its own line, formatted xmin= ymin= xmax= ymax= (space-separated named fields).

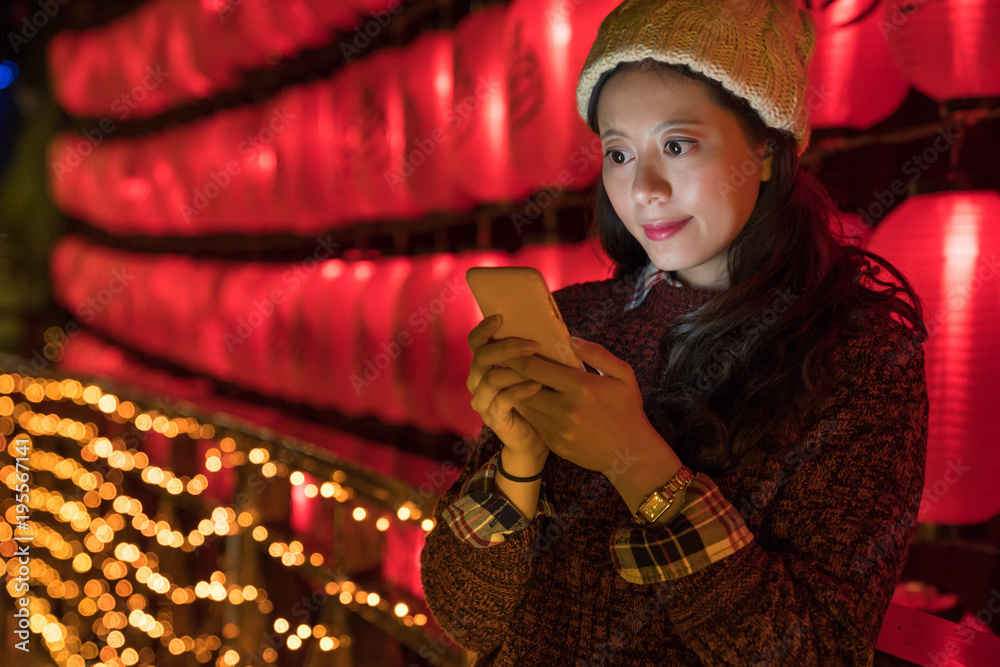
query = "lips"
xmin=641 ymin=217 xmax=690 ymax=241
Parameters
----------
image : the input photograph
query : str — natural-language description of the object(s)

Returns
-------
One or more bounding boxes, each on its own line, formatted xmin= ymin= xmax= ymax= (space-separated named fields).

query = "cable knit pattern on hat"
xmin=577 ymin=0 xmax=816 ymax=152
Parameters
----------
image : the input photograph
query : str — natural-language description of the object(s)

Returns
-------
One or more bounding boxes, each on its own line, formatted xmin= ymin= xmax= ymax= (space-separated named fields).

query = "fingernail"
xmin=571 ymin=337 xmax=584 ymax=347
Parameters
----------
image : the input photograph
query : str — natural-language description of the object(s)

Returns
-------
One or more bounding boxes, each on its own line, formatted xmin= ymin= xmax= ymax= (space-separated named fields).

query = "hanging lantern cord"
xmin=803 ymin=104 xmax=1000 ymax=171
xmin=946 ymin=114 xmax=967 ymax=189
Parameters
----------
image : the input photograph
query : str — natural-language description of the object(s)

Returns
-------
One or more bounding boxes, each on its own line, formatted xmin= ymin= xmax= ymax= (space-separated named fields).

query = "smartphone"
xmin=466 ymin=266 xmax=583 ymax=369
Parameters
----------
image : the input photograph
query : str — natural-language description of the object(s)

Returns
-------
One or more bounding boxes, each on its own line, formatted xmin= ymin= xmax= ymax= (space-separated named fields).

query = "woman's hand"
xmin=507 ymin=337 xmax=684 ymax=513
xmin=467 ymin=315 xmax=548 ymax=466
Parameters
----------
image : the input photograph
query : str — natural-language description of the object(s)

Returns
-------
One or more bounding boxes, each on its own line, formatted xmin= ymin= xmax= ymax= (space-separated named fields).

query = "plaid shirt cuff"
xmin=611 ymin=473 xmax=755 ymax=584
xmin=443 ymin=451 xmax=557 ymax=549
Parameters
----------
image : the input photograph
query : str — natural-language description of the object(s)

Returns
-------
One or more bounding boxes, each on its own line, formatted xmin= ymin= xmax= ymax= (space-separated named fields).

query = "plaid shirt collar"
xmin=625 ymin=263 xmax=685 ymax=311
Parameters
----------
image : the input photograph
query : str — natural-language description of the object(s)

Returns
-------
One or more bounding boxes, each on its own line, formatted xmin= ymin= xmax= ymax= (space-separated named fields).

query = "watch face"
xmin=640 ymin=492 xmax=669 ymax=521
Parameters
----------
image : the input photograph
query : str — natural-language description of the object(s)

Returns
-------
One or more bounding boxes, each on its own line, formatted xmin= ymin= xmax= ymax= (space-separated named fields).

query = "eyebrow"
xmin=600 ymin=119 xmax=704 ymax=140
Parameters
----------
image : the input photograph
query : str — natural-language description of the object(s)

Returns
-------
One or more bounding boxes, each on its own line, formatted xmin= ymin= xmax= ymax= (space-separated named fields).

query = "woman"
xmin=421 ymin=0 xmax=928 ymax=664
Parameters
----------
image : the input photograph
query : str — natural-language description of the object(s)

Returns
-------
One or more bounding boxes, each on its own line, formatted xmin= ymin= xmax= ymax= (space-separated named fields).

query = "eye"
xmin=665 ymin=140 xmax=695 ymax=157
xmin=604 ymin=149 xmax=631 ymax=165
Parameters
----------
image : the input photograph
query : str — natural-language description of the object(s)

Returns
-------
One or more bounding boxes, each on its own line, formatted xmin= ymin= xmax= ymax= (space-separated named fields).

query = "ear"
xmin=760 ymin=149 xmax=774 ymax=183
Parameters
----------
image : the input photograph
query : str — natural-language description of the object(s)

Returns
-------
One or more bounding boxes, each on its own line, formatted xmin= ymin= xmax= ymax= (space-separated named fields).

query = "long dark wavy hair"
xmin=587 ymin=60 xmax=926 ymax=475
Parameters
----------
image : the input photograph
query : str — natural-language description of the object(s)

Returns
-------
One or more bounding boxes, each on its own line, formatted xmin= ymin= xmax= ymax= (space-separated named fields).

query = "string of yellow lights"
xmin=1 ymin=366 xmax=465 ymax=667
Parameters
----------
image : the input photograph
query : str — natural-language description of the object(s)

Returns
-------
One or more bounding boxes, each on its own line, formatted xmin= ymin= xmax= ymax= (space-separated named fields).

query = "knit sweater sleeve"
xmin=658 ymin=323 xmax=928 ymax=666
xmin=419 ymin=426 xmax=546 ymax=653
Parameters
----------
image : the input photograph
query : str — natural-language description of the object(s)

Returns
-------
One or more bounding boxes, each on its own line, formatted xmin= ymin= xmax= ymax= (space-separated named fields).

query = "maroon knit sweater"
xmin=420 ymin=275 xmax=928 ymax=666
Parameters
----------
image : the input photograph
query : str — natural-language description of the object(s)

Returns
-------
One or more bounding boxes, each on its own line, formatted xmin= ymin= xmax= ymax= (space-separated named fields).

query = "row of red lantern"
xmin=48 ymin=0 xmax=1000 ymax=138
xmin=798 ymin=0 xmax=1000 ymax=129
xmin=49 ymin=236 xmax=612 ymax=436
xmin=49 ymin=0 xmax=1000 ymax=241
xmin=47 ymin=0 xmax=413 ymax=120
xmin=48 ymin=1 xmax=625 ymax=236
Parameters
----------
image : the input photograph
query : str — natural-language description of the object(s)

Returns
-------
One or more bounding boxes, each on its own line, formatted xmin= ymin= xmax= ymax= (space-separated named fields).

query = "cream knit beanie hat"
xmin=577 ymin=0 xmax=817 ymax=153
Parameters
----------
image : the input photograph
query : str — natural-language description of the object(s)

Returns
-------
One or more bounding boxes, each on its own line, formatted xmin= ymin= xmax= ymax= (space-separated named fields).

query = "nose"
xmin=632 ymin=157 xmax=671 ymax=205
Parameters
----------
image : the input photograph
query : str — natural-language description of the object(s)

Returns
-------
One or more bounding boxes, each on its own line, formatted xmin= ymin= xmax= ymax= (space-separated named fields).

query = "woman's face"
xmin=596 ymin=68 xmax=771 ymax=291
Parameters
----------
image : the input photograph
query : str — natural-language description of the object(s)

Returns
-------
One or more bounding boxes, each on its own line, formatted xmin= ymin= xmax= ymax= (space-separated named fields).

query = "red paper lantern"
xmin=145 ymin=255 xmax=187 ymax=356
xmin=354 ymin=256 xmax=413 ymax=424
xmin=302 ymin=0 xmax=356 ymax=30
xmin=145 ymin=131 xmax=188 ymax=236
xmin=175 ymin=115 xmax=230 ymax=232
xmin=355 ymin=49 xmax=422 ymax=220
xmin=159 ymin=1 xmax=214 ymax=101
xmin=867 ymin=191 xmax=1000 ymax=524
xmin=63 ymin=138 xmax=116 ymax=231
xmin=450 ymin=6 xmax=531 ymax=204
xmin=231 ymin=105 xmax=281 ymax=230
xmin=883 ymin=0 xmax=1000 ymax=101
xmin=807 ymin=0 xmax=909 ymax=129
xmin=394 ymin=253 xmax=458 ymax=433
xmin=503 ymin=0 xmax=617 ymax=191
xmin=195 ymin=0 xmax=243 ymax=88
xmin=293 ymin=81 xmax=353 ymax=232
xmin=190 ymin=260 xmax=233 ymax=381
xmin=47 ymin=32 xmax=88 ymax=116
xmin=244 ymin=266 xmax=297 ymax=398
xmin=216 ymin=263 xmax=268 ymax=388
xmin=110 ymin=141 xmax=154 ymax=229
xmin=293 ymin=260 xmax=347 ymax=406
xmin=329 ymin=65 xmax=374 ymax=221
xmin=313 ymin=261 xmax=375 ymax=416
xmin=400 ymin=32 xmax=471 ymax=215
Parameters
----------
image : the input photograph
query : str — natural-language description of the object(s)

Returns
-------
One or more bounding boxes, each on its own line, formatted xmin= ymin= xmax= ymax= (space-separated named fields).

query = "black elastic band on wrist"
xmin=496 ymin=449 xmax=544 ymax=483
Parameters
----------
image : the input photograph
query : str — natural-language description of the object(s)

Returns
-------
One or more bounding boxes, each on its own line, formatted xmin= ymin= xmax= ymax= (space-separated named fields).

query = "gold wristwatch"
xmin=633 ymin=466 xmax=694 ymax=526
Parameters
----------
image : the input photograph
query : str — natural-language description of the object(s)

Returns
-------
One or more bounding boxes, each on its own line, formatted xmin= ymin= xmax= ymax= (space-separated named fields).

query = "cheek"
xmin=602 ymin=172 xmax=631 ymax=219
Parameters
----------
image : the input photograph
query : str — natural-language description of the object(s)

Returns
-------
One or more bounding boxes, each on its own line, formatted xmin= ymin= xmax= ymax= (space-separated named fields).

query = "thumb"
xmin=571 ymin=337 xmax=631 ymax=379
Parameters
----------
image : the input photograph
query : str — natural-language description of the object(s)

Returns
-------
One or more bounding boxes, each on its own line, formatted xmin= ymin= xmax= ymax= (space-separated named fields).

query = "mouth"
xmin=641 ymin=217 xmax=690 ymax=241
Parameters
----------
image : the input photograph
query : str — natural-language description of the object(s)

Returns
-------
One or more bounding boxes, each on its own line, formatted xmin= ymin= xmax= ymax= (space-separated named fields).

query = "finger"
xmin=570 ymin=337 xmax=635 ymax=382
xmin=488 ymin=381 xmax=543 ymax=420
xmin=515 ymin=385 xmax=566 ymax=418
xmin=504 ymin=354 xmax=584 ymax=394
xmin=470 ymin=367 xmax=534 ymax=413
xmin=468 ymin=314 xmax=502 ymax=351
xmin=467 ymin=338 xmax=541 ymax=392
